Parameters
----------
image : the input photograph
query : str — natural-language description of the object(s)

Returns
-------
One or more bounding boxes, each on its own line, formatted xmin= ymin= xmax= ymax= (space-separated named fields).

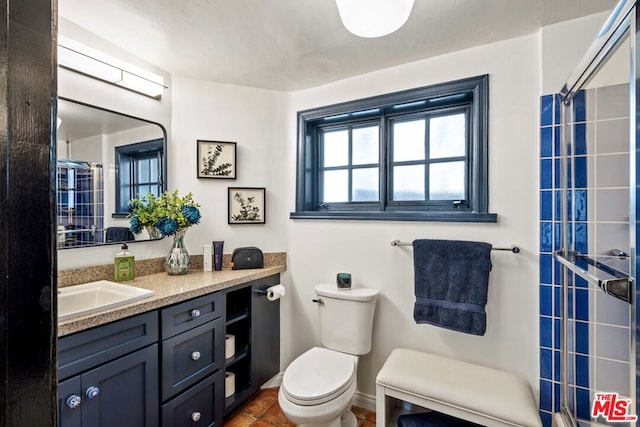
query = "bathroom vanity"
xmin=57 ymin=267 xmax=283 ymax=427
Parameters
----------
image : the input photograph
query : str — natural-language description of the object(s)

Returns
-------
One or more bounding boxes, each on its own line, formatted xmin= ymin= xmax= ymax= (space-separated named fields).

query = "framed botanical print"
xmin=228 ymin=187 xmax=265 ymax=224
xmin=197 ymin=140 xmax=236 ymax=179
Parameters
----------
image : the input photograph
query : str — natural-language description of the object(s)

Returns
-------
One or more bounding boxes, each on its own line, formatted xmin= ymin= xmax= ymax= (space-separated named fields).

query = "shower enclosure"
xmin=56 ymin=160 xmax=104 ymax=248
xmin=552 ymin=0 xmax=637 ymax=425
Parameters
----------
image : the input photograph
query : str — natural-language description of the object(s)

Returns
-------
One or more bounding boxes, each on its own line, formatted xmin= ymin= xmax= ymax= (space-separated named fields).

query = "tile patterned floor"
xmin=223 ymin=387 xmax=376 ymax=427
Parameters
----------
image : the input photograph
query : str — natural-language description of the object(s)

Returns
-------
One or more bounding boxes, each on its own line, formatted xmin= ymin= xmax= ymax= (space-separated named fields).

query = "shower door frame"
xmin=557 ymin=0 xmax=638 ymax=424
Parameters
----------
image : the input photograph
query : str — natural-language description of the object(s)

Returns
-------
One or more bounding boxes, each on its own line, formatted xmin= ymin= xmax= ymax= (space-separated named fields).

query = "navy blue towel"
xmin=413 ymin=239 xmax=492 ymax=335
xmin=398 ymin=411 xmax=482 ymax=427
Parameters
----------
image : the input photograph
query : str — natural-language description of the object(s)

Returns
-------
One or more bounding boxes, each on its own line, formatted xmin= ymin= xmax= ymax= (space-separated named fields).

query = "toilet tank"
xmin=314 ymin=283 xmax=379 ymax=355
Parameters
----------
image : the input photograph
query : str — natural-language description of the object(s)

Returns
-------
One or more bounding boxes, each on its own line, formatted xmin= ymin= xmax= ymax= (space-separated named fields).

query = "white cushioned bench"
xmin=376 ymin=348 xmax=542 ymax=427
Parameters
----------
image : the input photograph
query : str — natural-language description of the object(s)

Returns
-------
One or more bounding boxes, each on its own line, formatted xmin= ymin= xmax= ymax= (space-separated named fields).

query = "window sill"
xmin=289 ymin=211 xmax=497 ymax=223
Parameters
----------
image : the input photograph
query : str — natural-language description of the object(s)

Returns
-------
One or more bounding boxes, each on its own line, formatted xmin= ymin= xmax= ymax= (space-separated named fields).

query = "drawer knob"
xmin=66 ymin=395 xmax=82 ymax=409
xmin=190 ymin=309 xmax=201 ymax=318
xmin=191 ymin=351 xmax=201 ymax=361
xmin=85 ymin=386 xmax=100 ymax=399
xmin=191 ymin=411 xmax=201 ymax=422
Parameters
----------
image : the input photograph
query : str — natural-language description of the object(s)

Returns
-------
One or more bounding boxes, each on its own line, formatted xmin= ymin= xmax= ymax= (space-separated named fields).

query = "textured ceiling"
xmin=59 ymin=0 xmax=616 ymax=91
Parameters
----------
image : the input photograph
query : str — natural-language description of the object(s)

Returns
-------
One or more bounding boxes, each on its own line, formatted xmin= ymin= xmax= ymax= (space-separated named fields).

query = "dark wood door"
xmin=0 ymin=0 xmax=57 ymax=424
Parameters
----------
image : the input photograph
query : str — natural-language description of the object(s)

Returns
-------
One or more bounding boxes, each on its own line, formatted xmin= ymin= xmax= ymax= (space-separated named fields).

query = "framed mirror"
xmin=56 ymin=97 xmax=167 ymax=249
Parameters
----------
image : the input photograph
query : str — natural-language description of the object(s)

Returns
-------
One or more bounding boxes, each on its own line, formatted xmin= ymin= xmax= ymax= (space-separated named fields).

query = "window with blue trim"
xmin=291 ymin=75 xmax=495 ymax=222
xmin=114 ymin=139 xmax=164 ymax=215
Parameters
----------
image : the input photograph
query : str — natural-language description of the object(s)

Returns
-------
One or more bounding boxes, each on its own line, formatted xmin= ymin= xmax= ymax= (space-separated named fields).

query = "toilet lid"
xmin=282 ymin=347 xmax=356 ymax=406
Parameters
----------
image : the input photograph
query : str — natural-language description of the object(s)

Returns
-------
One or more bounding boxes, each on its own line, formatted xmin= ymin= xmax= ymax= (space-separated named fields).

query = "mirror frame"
xmin=57 ymin=96 xmax=168 ymax=248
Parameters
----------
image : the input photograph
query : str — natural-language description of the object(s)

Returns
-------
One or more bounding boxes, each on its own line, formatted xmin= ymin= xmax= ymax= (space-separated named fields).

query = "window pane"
xmin=150 ymin=156 xmax=159 ymax=180
xmin=393 ymin=165 xmax=425 ymax=201
xmin=430 ymin=161 xmax=465 ymax=200
xmin=353 ymin=126 xmax=379 ymax=165
xmin=393 ymin=119 xmax=425 ymax=162
xmin=136 ymin=159 xmax=150 ymax=182
xmin=323 ymin=170 xmax=349 ymax=202
xmin=430 ymin=113 xmax=466 ymax=159
xmin=135 ymin=185 xmax=152 ymax=198
xmin=323 ymin=130 xmax=349 ymax=167
xmin=352 ymin=168 xmax=379 ymax=201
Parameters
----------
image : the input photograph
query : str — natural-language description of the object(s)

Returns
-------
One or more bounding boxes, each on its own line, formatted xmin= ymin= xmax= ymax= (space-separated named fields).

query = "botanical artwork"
xmin=228 ymin=187 xmax=266 ymax=224
xmin=197 ymin=140 xmax=236 ymax=179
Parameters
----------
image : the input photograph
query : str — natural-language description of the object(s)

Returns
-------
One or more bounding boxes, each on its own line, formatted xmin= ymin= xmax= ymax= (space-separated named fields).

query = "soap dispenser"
xmin=114 ymin=242 xmax=135 ymax=282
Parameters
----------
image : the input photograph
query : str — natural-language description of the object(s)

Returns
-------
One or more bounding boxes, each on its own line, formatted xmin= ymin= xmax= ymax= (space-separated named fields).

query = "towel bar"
xmin=390 ymin=239 xmax=520 ymax=254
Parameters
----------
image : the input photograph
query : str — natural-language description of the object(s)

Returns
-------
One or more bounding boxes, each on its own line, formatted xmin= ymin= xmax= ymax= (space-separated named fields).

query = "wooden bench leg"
xmin=376 ymin=384 xmax=394 ymax=427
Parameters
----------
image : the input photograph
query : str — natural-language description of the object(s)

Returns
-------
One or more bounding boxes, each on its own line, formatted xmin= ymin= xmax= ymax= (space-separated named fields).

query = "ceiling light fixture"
xmin=58 ymin=36 xmax=167 ymax=99
xmin=335 ymin=0 xmax=415 ymax=38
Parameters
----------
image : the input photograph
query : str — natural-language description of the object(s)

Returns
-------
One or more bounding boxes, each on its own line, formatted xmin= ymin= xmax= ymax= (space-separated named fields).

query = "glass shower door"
xmin=557 ymin=8 xmax=634 ymax=426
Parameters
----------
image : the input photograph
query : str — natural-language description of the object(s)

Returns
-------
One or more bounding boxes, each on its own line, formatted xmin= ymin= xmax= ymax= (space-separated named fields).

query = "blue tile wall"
xmin=539 ymin=92 xmax=590 ymax=427
xmin=541 ymin=95 xmax=553 ymax=126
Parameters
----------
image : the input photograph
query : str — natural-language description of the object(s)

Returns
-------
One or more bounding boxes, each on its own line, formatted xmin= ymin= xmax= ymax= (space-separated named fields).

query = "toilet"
xmin=278 ymin=283 xmax=379 ymax=427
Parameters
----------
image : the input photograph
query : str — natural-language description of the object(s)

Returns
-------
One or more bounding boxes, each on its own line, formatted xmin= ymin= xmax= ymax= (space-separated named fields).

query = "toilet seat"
xmin=281 ymin=347 xmax=356 ymax=406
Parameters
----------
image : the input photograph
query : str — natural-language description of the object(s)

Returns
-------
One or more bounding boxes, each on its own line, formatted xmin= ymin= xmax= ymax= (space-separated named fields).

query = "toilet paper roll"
xmin=225 ymin=371 xmax=235 ymax=398
xmin=266 ymin=284 xmax=286 ymax=301
xmin=225 ymin=334 xmax=235 ymax=359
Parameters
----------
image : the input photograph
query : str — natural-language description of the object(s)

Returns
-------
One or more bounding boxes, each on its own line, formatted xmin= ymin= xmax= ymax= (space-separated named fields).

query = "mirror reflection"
xmin=56 ymin=98 xmax=167 ymax=249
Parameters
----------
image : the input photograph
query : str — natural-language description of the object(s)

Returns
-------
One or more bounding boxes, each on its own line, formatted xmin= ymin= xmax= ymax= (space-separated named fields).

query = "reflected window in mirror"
xmin=115 ymin=139 xmax=164 ymax=214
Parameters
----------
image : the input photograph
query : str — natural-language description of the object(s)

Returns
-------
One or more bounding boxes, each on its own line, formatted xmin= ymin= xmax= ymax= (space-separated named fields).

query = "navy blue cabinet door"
xmin=59 ymin=376 xmax=82 ymax=427
xmin=251 ymin=275 xmax=281 ymax=391
xmin=59 ymin=344 xmax=159 ymax=427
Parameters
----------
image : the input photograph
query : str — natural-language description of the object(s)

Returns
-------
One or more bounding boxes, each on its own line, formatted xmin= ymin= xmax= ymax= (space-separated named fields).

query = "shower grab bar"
xmin=390 ymin=239 xmax=520 ymax=253
xmin=553 ymin=250 xmax=632 ymax=304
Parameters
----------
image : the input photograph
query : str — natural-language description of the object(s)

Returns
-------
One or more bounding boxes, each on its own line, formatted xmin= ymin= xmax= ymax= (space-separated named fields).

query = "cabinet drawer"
xmin=162 ymin=370 xmax=224 ymax=427
xmin=161 ymin=292 xmax=223 ymax=339
xmin=59 ymin=311 xmax=158 ymax=380
xmin=162 ymin=316 xmax=224 ymax=400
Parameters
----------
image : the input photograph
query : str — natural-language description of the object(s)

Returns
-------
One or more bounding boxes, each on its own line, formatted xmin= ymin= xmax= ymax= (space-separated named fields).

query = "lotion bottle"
xmin=114 ymin=242 xmax=135 ymax=282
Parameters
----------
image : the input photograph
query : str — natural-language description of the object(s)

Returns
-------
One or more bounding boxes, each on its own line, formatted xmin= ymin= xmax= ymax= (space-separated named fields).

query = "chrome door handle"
xmin=191 ymin=411 xmax=201 ymax=422
xmin=190 ymin=309 xmax=201 ymax=318
xmin=191 ymin=351 xmax=201 ymax=361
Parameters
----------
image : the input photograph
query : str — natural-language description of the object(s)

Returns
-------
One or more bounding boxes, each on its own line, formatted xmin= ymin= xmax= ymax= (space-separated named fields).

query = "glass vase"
xmin=165 ymin=228 xmax=190 ymax=275
xmin=145 ymin=225 xmax=161 ymax=240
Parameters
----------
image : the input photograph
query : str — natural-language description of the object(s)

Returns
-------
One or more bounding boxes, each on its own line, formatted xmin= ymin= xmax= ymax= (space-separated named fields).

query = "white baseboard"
xmin=261 ymin=372 xmax=283 ymax=389
xmin=353 ymin=391 xmax=376 ymax=412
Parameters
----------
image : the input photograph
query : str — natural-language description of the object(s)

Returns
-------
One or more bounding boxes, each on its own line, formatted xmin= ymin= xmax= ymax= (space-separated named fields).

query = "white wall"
xmin=170 ymin=77 xmax=289 ymax=255
xmin=541 ymin=11 xmax=610 ymax=94
xmin=283 ymin=34 xmax=541 ymax=398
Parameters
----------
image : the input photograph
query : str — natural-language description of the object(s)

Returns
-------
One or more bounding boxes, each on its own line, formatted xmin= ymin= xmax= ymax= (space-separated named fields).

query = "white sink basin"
xmin=58 ymin=280 xmax=154 ymax=321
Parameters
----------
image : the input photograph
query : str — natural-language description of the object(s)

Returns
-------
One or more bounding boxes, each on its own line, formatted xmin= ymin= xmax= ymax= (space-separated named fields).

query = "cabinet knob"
xmin=191 ymin=351 xmax=201 ymax=361
xmin=66 ymin=395 xmax=82 ymax=409
xmin=191 ymin=411 xmax=201 ymax=422
xmin=85 ymin=386 xmax=100 ymax=399
xmin=190 ymin=309 xmax=201 ymax=318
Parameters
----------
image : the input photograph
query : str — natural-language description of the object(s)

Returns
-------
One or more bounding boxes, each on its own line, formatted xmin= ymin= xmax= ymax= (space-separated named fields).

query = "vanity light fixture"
xmin=58 ymin=36 xmax=166 ymax=99
xmin=335 ymin=0 xmax=415 ymax=38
